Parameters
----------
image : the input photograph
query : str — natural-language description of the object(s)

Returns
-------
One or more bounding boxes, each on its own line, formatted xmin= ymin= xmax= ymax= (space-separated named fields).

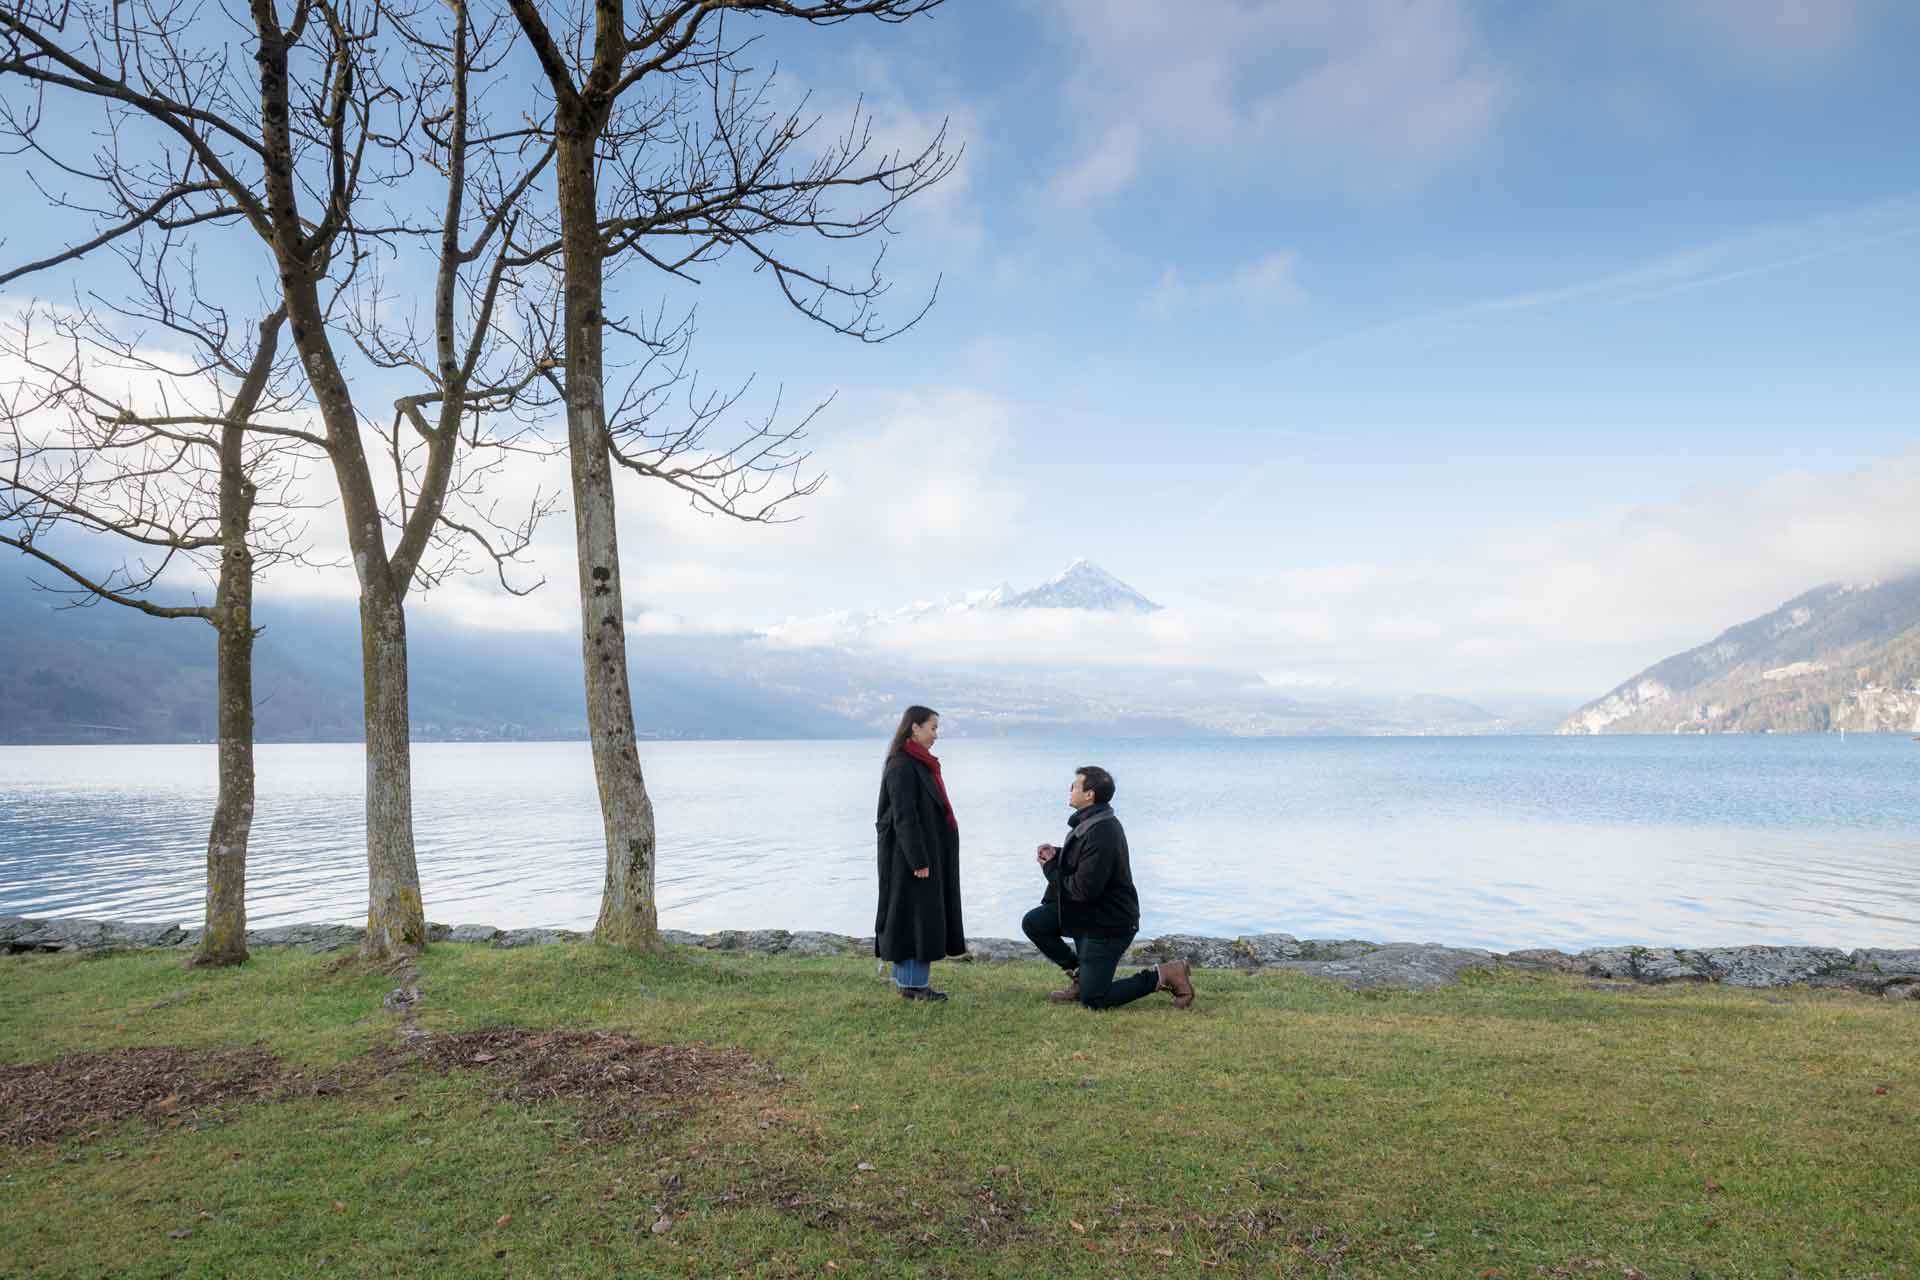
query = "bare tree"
xmin=0 ymin=0 xmax=552 ymax=960
xmin=502 ymin=0 xmax=956 ymax=948
xmin=0 ymin=291 xmax=308 ymax=967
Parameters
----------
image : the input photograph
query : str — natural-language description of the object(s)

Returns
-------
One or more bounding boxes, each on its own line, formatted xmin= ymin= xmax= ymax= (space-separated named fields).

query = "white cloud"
xmin=402 ymin=387 xmax=1027 ymax=635
xmin=1034 ymin=0 xmax=1511 ymax=203
xmin=1146 ymin=250 xmax=1306 ymax=319
xmin=758 ymin=445 xmax=1920 ymax=701
xmin=1042 ymin=123 xmax=1142 ymax=211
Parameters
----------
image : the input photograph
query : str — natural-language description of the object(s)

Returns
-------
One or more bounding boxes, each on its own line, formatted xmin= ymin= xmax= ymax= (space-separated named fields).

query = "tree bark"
xmin=192 ymin=486 xmax=256 ymax=967
xmin=360 ymin=583 xmax=425 ymax=955
xmin=190 ymin=312 xmax=286 ymax=969
xmin=558 ymin=122 xmax=659 ymax=950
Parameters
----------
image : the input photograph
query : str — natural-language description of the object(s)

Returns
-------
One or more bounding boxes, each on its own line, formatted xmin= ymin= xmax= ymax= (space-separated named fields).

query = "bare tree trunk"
xmin=361 ymin=584 xmax=426 ymax=955
xmin=193 ymin=508 xmax=256 ymax=967
xmin=558 ymin=127 xmax=659 ymax=950
xmin=191 ymin=314 xmax=285 ymax=969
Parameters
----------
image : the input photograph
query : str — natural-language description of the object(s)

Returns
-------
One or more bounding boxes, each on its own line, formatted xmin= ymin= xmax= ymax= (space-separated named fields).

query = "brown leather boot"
xmin=1157 ymin=960 xmax=1195 ymax=1009
xmin=1048 ymin=970 xmax=1080 ymax=1003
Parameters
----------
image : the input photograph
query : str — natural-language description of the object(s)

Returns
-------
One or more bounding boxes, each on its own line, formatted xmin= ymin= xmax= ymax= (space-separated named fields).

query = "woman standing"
xmin=875 ymin=705 xmax=966 ymax=1002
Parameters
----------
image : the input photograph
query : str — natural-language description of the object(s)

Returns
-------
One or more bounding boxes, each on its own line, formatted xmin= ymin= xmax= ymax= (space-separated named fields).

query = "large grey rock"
xmin=1576 ymin=947 xmax=1643 ymax=980
xmin=1691 ymin=946 xmax=1849 ymax=988
xmin=1635 ymin=949 xmax=1711 ymax=983
xmin=0 ymin=916 xmax=44 ymax=946
xmin=705 ymin=929 xmax=791 ymax=954
xmin=5 ymin=917 xmax=186 ymax=953
xmin=426 ymin=922 xmax=453 ymax=943
xmin=961 ymin=936 xmax=1041 ymax=963
xmin=1851 ymin=949 xmax=1920 ymax=977
xmin=1277 ymin=943 xmax=1496 ymax=991
xmin=447 ymin=924 xmax=501 ymax=944
xmin=1232 ymin=933 xmax=1304 ymax=965
xmin=492 ymin=927 xmax=585 ymax=949
xmin=1572 ymin=946 xmax=1723 ymax=985
xmin=114 ymin=921 xmax=187 ymax=949
xmin=785 ymin=931 xmax=857 ymax=958
xmin=1499 ymin=948 xmax=1580 ymax=973
xmin=1810 ymin=968 xmax=1897 ymax=995
xmin=1134 ymin=934 xmax=1245 ymax=969
xmin=659 ymin=929 xmax=708 ymax=948
xmin=247 ymin=923 xmax=365 ymax=953
xmin=1295 ymin=938 xmax=1384 ymax=961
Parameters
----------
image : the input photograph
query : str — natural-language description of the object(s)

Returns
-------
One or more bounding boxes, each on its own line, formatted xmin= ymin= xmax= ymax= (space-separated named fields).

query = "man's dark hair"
xmin=1075 ymin=765 xmax=1115 ymax=805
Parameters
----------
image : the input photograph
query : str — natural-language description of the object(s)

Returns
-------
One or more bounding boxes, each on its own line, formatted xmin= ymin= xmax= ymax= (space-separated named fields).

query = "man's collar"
xmin=1068 ymin=801 xmax=1112 ymax=828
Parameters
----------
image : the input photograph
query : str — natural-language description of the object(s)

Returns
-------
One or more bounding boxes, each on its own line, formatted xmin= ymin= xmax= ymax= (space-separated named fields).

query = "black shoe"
xmin=899 ymin=986 xmax=949 ymax=1003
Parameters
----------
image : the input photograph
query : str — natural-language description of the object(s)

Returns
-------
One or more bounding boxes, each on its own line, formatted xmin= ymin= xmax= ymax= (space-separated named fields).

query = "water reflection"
xmin=1 ymin=736 xmax=1917 ymax=950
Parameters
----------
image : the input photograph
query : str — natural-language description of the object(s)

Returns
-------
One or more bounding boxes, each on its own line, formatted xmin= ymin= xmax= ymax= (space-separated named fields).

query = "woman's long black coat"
xmin=874 ymin=750 xmax=966 ymax=964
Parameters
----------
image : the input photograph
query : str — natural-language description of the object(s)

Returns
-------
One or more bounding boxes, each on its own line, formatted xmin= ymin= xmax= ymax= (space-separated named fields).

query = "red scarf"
xmin=900 ymin=740 xmax=958 ymax=830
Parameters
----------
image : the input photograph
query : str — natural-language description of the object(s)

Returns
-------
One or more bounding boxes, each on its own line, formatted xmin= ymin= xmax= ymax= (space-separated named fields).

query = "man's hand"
xmin=913 ymin=867 xmax=930 ymax=879
xmin=1036 ymin=843 xmax=1057 ymax=865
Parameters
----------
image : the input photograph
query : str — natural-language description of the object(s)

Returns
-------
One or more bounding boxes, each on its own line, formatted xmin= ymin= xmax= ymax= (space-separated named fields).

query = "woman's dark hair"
xmin=1075 ymin=765 xmax=1116 ymax=805
xmin=887 ymin=705 xmax=939 ymax=757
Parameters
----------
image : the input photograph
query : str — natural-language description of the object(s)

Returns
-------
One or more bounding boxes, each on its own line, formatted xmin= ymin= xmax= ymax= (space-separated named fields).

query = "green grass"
xmin=2 ymin=945 xmax=1916 ymax=1278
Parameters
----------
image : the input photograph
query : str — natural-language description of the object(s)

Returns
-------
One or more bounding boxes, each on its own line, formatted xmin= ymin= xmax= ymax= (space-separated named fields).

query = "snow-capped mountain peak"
xmin=759 ymin=561 xmax=1162 ymax=648
xmin=1004 ymin=559 xmax=1161 ymax=613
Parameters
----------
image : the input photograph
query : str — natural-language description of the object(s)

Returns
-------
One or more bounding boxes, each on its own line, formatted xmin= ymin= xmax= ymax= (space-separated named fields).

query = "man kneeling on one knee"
xmin=1021 ymin=765 xmax=1195 ymax=1010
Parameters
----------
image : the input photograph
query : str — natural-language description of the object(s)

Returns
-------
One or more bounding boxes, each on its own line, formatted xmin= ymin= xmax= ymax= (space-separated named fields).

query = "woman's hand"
xmin=913 ymin=867 xmax=930 ymax=879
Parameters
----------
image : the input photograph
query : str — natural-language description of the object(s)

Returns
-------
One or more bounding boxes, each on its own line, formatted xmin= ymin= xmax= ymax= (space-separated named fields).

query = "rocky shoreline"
xmin=4 ymin=914 xmax=1917 ymax=997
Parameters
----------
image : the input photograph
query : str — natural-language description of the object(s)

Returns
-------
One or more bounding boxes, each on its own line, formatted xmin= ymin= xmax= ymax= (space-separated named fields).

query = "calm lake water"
xmin=2 ymin=735 xmax=1917 ymax=951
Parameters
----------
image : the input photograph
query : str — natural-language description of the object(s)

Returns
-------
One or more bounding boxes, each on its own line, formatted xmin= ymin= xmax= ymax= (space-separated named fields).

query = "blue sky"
xmin=5 ymin=0 xmax=1920 ymax=701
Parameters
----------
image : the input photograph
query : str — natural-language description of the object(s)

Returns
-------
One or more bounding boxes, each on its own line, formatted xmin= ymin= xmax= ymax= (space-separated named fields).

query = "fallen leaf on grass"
xmin=495 ymin=1214 xmax=512 ymax=1229
xmin=651 ymin=1215 xmax=673 ymax=1235
xmin=1069 ymin=1220 xmax=1085 ymax=1233
xmin=331 ymin=1201 xmax=347 ymax=1212
xmin=856 ymin=1162 xmax=875 ymax=1172
xmin=168 ymin=1230 xmax=192 ymax=1240
xmin=1153 ymin=1248 xmax=1175 ymax=1258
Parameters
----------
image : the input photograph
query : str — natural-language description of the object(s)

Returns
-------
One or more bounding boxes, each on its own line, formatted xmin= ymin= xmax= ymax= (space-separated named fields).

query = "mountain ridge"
xmin=1558 ymin=572 xmax=1920 ymax=734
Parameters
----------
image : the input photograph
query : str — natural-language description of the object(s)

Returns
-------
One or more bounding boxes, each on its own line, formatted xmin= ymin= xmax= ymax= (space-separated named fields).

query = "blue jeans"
xmin=891 ymin=957 xmax=931 ymax=988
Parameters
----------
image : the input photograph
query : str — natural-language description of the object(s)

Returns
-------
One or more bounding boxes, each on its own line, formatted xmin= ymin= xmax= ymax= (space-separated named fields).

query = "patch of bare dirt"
xmin=415 ymin=1028 xmax=761 ymax=1141
xmin=0 ymin=1046 xmax=282 ymax=1146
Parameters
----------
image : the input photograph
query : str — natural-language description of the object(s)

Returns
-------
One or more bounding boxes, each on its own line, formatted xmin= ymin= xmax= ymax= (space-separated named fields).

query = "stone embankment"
xmin=4 ymin=915 xmax=1918 ymax=998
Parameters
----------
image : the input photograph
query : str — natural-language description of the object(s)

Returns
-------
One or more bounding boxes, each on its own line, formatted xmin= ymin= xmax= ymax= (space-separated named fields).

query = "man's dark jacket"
xmin=1041 ymin=801 xmax=1140 ymax=938
xmin=874 ymin=749 xmax=966 ymax=964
